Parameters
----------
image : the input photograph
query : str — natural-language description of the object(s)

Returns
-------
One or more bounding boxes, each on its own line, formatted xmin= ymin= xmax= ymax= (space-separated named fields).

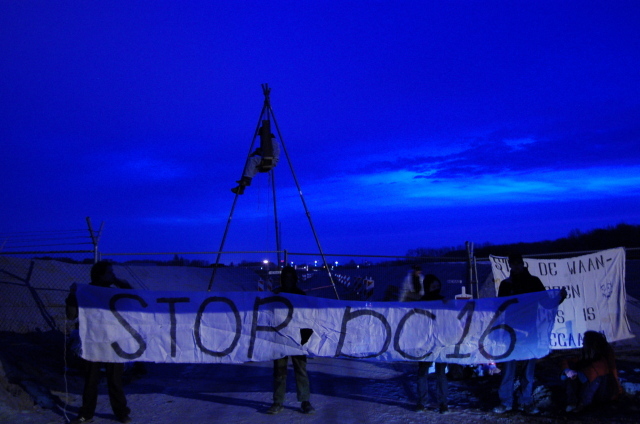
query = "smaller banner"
xmin=77 ymin=285 xmax=563 ymax=364
xmin=490 ymin=247 xmax=634 ymax=349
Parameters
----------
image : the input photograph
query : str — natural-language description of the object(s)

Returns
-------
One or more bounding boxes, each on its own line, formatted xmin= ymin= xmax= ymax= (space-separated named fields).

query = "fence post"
xmin=86 ymin=217 xmax=104 ymax=263
xmin=466 ymin=241 xmax=475 ymax=298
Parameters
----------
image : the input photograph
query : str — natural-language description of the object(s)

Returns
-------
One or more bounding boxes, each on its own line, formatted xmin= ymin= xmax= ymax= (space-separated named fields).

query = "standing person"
xmin=561 ymin=331 xmax=622 ymax=413
xmin=267 ymin=266 xmax=315 ymax=415
xmin=399 ymin=265 xmax=424 ymax=302
xmin=419 ymin=274 xmax=450 ymax=414
xmin=401 ymin=271 xmax=450 ymax=414
xmin=493 ymin=253 xmax=545 ymax=415
xmin=66 ymin=261 xmax=133 ymax=424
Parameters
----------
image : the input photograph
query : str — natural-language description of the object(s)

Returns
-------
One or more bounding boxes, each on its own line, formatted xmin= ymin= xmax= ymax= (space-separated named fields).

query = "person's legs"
xmin=273 ymin=357 xmax=289 ymax=404
xmin=416 ymin=362 xmax=430 ymax=408
xmin=518 ymin=359 xmax=537 ymax=407
xmin=291 ymin=356 xmax=310 ymax=402
xmin=231 ymin=156 xmax=260 ymax=194
xmin=291 ymin=356 xmax=314 ymax=414
xmin=435 ymin=363 xmax=448 ymax=406
xmin=242 ymin=156 xmax=261 ymax=180
xmin=105 ymin=363 xmax=130 ymax=421
xmin=77 ymin=361 xmax=102 ymax=419
xmin=497 ymin=360 xmax=517 ymax=409
xmin=580 ymin=376 xmax=604 ymax=406
xmin=565 ymin=377 xmax=580 ymax=407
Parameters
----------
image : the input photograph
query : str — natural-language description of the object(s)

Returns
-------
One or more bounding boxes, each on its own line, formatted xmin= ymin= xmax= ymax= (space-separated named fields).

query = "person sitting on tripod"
xmin=231 ymin=126 xmax=280 ymax=195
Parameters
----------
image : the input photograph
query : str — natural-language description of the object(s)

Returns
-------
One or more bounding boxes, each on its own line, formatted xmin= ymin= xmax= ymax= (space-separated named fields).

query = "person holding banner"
xmin=561 ymin=331 xmax=622 ymax=413
xmin=493 ymin=253 xmax=546 ymax=415
xmin=65 ymin=261 xmax=133 ymax=424
xmin=401 ymin=271 xmax=450 ymax=414
xmin=399 ymin=265 xmax=424 ymax=302
xmin=266 ymin=266 xmax=315 ymax=415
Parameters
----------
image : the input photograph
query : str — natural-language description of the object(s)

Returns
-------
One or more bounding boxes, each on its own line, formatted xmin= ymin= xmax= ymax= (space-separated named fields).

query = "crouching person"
xmin=561 ymin=331 xmax=622 ymax=413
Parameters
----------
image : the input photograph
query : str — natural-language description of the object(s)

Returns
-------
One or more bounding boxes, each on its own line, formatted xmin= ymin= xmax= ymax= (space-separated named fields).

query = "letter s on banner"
xmin=109 ymin=293 xmax=148 ymax=360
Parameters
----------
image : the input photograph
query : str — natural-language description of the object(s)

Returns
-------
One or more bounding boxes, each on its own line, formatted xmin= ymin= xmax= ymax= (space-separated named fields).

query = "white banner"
xmin=77 ymin=285 xmax=563 ymax=364
xmin=490 ymin=247 xmax=634 ymax=349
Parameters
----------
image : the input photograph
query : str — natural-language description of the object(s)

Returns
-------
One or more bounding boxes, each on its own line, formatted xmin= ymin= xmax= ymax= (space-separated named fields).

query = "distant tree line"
xmin=30 ymin=223 xmax=640 ymax=265
xmin=407 ymin=223 xmax=640 ymax=259
xmin=123 ymin=254 xmax=212 ymax=267
xmin=33 ymin=254 xmax=216 ymax=267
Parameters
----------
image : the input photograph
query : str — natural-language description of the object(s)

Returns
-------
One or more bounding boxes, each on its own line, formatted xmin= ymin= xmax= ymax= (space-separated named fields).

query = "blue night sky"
xmin=1 ymin=1 xmax=639 ymax=263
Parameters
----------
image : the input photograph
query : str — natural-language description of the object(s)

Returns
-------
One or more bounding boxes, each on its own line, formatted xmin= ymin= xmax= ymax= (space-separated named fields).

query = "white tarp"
xmin=76 ymin=285 xmax=563 ymax=364
xmin=490 ymin=247 xmax=634 ymax=349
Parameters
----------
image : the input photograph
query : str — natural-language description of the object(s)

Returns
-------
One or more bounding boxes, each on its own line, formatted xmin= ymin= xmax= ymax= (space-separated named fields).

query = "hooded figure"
xmin=421 ymin=274 xmax=444 ymax=302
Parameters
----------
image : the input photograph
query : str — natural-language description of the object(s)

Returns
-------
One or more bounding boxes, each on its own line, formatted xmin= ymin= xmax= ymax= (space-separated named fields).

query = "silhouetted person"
xmin=493 ymin=253 xmax=545 ymax=415
xmin=401 ymin=272 xmax=450 ymax=414
xmin=266 ymin=266 xmax=315 ymax=415
xmin=65 ymin=261 xmax=132 ymax=424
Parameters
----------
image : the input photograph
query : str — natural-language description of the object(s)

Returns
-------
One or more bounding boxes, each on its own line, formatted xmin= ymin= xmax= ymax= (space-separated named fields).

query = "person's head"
xmin=581 ymin=330 xmax=609 ymax=361
xmin=411 ymin=265 xmax=422 ymax=276
xmin=508 ymin=253 xmax=526 ymax=275
xmin=280 ymin=266 xmax=298 ymax=290
xmin=423 ymin=274 xmax=441 ymax=294
xmin=90 ymin=261 xmax=116 ymax=287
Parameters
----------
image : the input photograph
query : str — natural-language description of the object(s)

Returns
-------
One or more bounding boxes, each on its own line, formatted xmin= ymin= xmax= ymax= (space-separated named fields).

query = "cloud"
xmin=81 ymin=150 xmax=192 ymax=185
xmin=298 ymin=163 xmax=640 ymax=215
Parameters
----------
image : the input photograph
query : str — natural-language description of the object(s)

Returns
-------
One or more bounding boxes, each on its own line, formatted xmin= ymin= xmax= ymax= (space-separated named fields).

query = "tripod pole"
xmin=210 ymin=84 xmax=339 ymax=300
xmin=269 ymin=106 xmax=340 ymax=300
xmin=271 ymin=170 xmax=282 ymax=267
xmin=208 ymin=195 xmax=239 ymax=291
xmin=208 ymin=94 xmax=268 ymax=291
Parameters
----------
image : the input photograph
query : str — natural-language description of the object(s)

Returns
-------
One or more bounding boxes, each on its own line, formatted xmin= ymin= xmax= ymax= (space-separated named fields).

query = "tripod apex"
xmin=261 ymin=83 xmax=271 ymax=100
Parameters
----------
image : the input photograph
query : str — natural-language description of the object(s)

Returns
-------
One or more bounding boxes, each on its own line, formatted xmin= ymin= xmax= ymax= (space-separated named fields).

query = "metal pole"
xmin=208 ymin=195 xmax=240 ymax=291
xmin=473 ymin=255 xmax=479 ymax=299
xmin=210 ymin=84 xmax=339 ymax=299
xmin=208 ymin=92 xmax=269 ymax=291
xmin=86 ymin=217 xmax=104 ymax=264
xmin=465 ymin=241 xmax=476 ymax=298
xmin=268 ymin=104 xmax=340 ymax=300
xmin=271 ymin=170 xmax=282 ymax=267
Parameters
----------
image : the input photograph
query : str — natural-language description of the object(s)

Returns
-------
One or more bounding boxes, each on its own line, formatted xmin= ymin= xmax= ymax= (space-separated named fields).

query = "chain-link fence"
xmin=1 ymin=250 xmax=638 ymax=334
xmin=0 ymin=251 xmax=478 ymax=333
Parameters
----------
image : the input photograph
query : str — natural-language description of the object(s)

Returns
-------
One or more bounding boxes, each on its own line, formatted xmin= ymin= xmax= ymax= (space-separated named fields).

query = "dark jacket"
xmin=66 ymin=279 xmax=132 ymax=320
xmin=421 ymin=291 xmax=445 ymax=302
xmin=274 ymin=286 xmax=305 ymax=296
xmin=498 ymin=268 xmax=545 ymax=297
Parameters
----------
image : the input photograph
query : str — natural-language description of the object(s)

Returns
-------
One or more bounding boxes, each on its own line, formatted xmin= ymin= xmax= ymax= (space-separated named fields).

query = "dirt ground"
xmin=1 ymin=331 xmax=639 ymax=424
